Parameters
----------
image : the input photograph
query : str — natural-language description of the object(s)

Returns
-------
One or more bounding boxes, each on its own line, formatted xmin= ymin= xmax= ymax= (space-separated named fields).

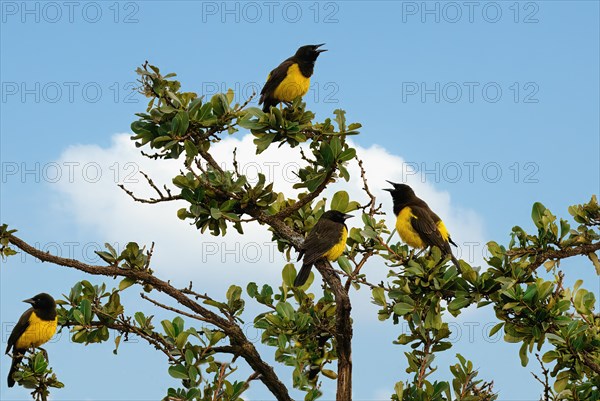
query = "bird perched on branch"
xmin=295 ymin=210 xmax=352 ymax=287
xmin=385 ymin=182 xmax=460 ymax=268
xmin=259 ymin=44 xmax=327 ymax=112
xmin=6 ymin=293 xmax=58 ymax=387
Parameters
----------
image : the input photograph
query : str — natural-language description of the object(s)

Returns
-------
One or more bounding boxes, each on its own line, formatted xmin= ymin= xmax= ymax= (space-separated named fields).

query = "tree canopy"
xmin=1 ymin=64 xmax=599 ymax=401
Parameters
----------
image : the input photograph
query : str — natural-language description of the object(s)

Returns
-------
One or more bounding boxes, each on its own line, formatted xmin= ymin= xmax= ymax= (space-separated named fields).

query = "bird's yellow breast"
xmin=323 ymin=227 xmax=348 ymax=261
xmin=272 ymin=64 xmax=311 ymax=102
xmin=15 ymin=313 xmax=57 ymax=349
xmin=396 ymin=207 xmax=425 ymax=248
xmin=395 ymin=207 xmax=451 ymax=248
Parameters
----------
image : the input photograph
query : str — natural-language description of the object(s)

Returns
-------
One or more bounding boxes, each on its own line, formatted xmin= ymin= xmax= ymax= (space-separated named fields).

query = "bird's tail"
xmin=294 ymin=263 xmax=312 ymax=287
xmin=7 ymin=352 xmax=23 ymax=388
xmin=450 ymin=254 xmax=460 ymax=269
xmin=261 ymin=98 xmax=278 ymax=113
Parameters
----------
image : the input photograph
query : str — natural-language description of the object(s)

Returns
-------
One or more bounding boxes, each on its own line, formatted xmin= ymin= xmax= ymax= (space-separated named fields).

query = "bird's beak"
xmin=385 ymin=180 xmax=399 ymax=192
xmin=315 ymin=43 xmax=327 ymax=53
xmin=343 ymin=213 xmax=354 ymax=220
xmin=23 ymin=298 xmax=35 ymax=305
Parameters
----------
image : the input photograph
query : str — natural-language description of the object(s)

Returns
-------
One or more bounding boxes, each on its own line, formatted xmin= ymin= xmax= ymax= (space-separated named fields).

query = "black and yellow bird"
xmin=259 ymin=44 xmax=327 ymax=112
xmin=385 ymin=182 xmax=459 ymax=268
xmin=294 ymin=210 xmax=352 ymax=287
xmin=6 ymin=293 xmax=57 ymax=387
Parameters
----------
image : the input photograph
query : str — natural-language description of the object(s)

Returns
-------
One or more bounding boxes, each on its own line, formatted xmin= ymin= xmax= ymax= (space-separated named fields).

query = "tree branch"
xmin=344 ymin=252 xmax=373 ymax=292
xmin=7 ymin=234 xmax=293 ymax=401
xmin=274 ymin=168 xmax=335 ymax=219
xmin=531 ymin=353 xmax=551 ymax=401
xmin=508 ymin=242 xmax=600 ymax=271
xmin=140 ymin=293 xmax=212 ymax=323
xmin=314 ymin=259 xmax=352 ymax=401
xmin=582 ymin=352 xmax=600 ymax=376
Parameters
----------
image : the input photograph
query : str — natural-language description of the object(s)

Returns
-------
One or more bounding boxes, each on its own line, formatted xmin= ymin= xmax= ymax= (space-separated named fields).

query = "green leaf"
xmin=518 ymin=342 xmax=529 ymax=367
xmin=321 ymin=144 xmax=334 ymax=166
xmin=321 ymin=369 xmax=337 ymax=379
xmin=448 ymin=297 xmax=470 ymax=312
xmin=162 ymin=320 xmax=176 ymax=338
xmin=253 ymin=134 xmax=276 ymax=154
xmin=348 ymin=122 xmax=362 ymax=131
xmin=96 ymin=251 xmax=116 ymax=264
xmin=554 ymin=371 xmax=569 ymax=392
xmin=119 ymin=277 xmax=136 ymax=291
xmin=72 ymin=310 xmax=84 ymax=325
xmin=134 ymin=312 xmax=146 ymax=327
xmin=225 ymin=88 xmax=234 ymax=104
xmin=184 ymin=140 xmax=198 ymax=158
xmin=331 ymin=191 xmax=350 ymax=212
xmin=372 ymin=287 xmax=386 ymax=306
xmin=337 ymin=256 xmax=353 ymax=275
xmin=185 ymin=349 xmax=195 ymax=365
xmin=175 ymin=331 xmax=190 ymax=349
xmin=541 ymin=350 xmax=559 ymax=363
xmin=394 ymin=381 xmax=404 ymax=399
xmin=168 ymin=364 xmax=189 ymax=380
xmin=247 ymin=282 xmax=258 ymax=297
xmin=333 ymin=109 xmax=346 ymax=132
xmin=393 ymin=303 xmax=414 ymax=316
xmin=275 ymin=302 xmax=294 ymax=321
xmin=282 ymin=263 xmax=296 ymax=287
xmin=210 ymin=208 xmax=222 ymax=219
xmin=489 ymin=322 xmax=504 ymax=337
xmin=531 ymin=202 xmax=546 ymax=228
xmin=587 ymin=252 xmax=600 ymax=275
xmin=338 ymin=148 xmax=356 ymax=162
xmin=33 ymin=353 xmax=48 ymax=373
xmin=79 ymin=299 xmax=92 ymax=324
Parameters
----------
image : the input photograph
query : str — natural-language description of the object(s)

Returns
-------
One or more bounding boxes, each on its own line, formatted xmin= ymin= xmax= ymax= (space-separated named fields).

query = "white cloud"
xmin=52 ymin=133 xmax=487 ymax=312
xmin=48 ymin=133 xmax=490 ymax=400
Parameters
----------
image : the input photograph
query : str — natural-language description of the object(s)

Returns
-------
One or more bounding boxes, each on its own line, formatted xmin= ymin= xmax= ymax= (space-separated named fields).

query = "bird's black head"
xmin=384 ymin=181 xmax=416 ymax=204
xmin=321 ymin=210 xmax=353 ymax=224
xmin=24 ymin=293 xmax=56 ymax=312
xmin=294 ymin=44 xmax=327 ymax=62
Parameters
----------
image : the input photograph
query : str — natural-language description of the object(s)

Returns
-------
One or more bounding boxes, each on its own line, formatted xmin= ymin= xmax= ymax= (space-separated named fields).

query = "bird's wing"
xmin=302 ymin=219 xmax=343 ymax=266
xmin=409 ymin=206 xmax=451 ymax=253
xmin=6 ymin=309 xmax=33 ymax=354
xmin=428 ymin=209 xmax=458 ymax=246
xmin=259 ymin=59 xmax=295 ymax=104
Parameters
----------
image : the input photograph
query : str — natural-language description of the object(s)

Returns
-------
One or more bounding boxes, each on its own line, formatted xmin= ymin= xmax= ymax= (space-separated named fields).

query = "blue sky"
xmin=1 ymin=1 xmax=599 ymax=400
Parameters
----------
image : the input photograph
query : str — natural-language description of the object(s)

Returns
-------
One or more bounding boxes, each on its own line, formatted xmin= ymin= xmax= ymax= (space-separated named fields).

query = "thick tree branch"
xmin=508 ymin=242 xmax=600 ymax=271
xmin=582 ymin=352 xmax=600 ymax=376
xmin=7 ymin=234 xmax=293 ymax=401
xmin=314 ymin=259 xmax=352 ymax=401
xmin=246 ymin=205 xmax=353 ymax=400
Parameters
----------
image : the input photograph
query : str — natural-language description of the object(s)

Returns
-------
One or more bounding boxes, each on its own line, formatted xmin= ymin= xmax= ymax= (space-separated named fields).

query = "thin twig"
xmin=140 ymin=293 xmax=212 ymax=323
xmin=356 ymin=157 xmax=381 ymax=215
xmin=531 ymin=353 xmax=551 ymax=401
xmin=344 ymin=252 xmax=374 ymax=291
